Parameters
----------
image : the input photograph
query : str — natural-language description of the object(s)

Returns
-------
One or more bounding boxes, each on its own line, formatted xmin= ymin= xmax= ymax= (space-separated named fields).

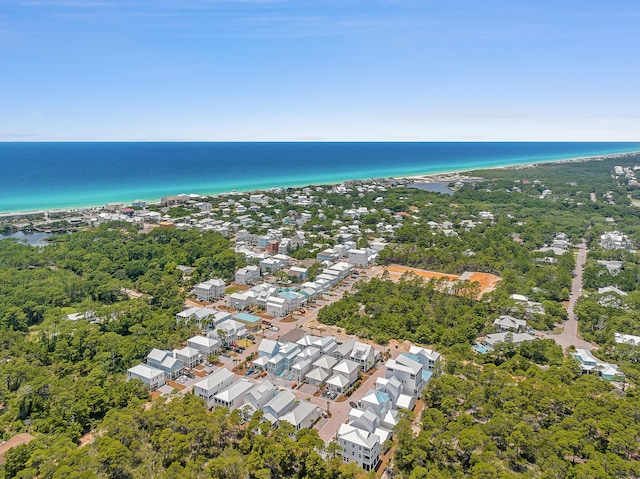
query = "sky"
xmin=1 ymin=0 xmax=639 ymax=141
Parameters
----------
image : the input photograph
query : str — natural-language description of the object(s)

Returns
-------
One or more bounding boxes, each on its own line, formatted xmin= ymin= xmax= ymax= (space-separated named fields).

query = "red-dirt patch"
xmin=382 ymin=264 xmax=501 ymax=298
xmin=165 ymin=379 xmax=186 ymax=391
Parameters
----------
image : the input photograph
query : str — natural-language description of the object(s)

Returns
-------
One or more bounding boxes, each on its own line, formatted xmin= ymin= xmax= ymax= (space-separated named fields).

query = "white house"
xmin=266 ymin=296 xmax=288 ymax=318
xmin=235 ymin=265 xmax=261 ymax=285
xmin=193 ymin=368 xmax=235 ymax=408
xmin=347 ymin=248 xmax=377 ymax=267
xmin=326 ymin=374 xmax=351 ymax=394
xmin=306 ymin=367 xmax=331 ymax=387
xmin=385 ymin=354 xmax=425 ymax=398
xmin=337 ymin=423 xmax=381 ymax=472
xmin=194 ymin=279 xmax=226 ymax=301
xmin=493 ymin=315 xmax=527 ymax=333
xmin=482 ymin=332 xmax=536 ymax=349
xmin=214 ymin=380 xmax=255 ymax=410
xmin=243 ymin=381 xmax=276 ymax=412
xmin=173 ymin=347 xmax=203 ymax=369
xmin=127 ymin=364 xmax=165 ymax=391
xmin=350 ymin=342 xmax=377 ymax=372
xmin=263 ymin=390 xmax=297 ymax=425
xmin=333 ymin=359 xmax=361 ymax=387
xmin=229 ymin=291 xmax=257 ymax=311
xmin=279 ymin=402 xmax=320 ymax=431
xmin=408 ymin=346 xmax=440 ymax=371
xmin=187 ymin=335 xmax=221 ymax=356
xmin=212 ymin=319 xmax=247 ymax=345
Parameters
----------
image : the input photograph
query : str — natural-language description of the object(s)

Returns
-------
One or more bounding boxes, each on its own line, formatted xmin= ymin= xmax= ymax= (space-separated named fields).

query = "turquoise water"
xmin=1 ymin=142 xmax=639 ymax=213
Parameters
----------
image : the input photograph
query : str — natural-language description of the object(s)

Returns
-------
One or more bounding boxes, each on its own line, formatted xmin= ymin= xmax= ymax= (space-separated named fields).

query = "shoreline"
xmin=1 ymin=149 xmax=639 ymax=218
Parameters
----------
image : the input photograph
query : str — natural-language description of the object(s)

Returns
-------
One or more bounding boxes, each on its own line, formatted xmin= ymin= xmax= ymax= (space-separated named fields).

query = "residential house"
xmin=291 ymin=358 xmax=314 ymax=383
xmin=408 ymin=346 xmax=440 ymax=371
xmin=287 ymin=266 xmax=309 ymax=281
xmin=306 ymin=367 xmax=330 ymax=387
xmin=326 ymin=358 xmax=361 ymax=394
xmin=614 ymin=332 xmax=640 ymax=347
xmin=211 ymin=319 xmax=247 ymax=346
xmin=375 ymin=376 xmax=415 ymax=411
xmin=313 ymin=355 xmax=338 ymax=375
xmin=266 ymin=296 xmax=288 ymax=318
xmin=350 ymin=342 xmax=377 ymax=372
xmin=173 ymin=346 xmax=202 ymax=369
xmin=194 ymin=279 xmax=226 ymax=301
xmin=193 ymin=369 xmax=235 ymax=408
xmin=147 ymin=349 xmax=184 ymax=379
xmin=348 ymin=248 xmax=377 ymax=267
xmin=229 ymin=291 xmax=257 ymax=311
xmin=259 ymin=258 xmax=282 ymax=273
xmin=493 ymin=315 xmax=527 ymax=333
xmin=385 ymin=354 xmax=424 ymax=398
xmin=597 ymin=260 xmax=624 ymax=276
xmin=214 ymin=380 xmax=255 ymax=410
xmin=175 ymin=307 xmax=220 ymax=328
xmin=571 ymin=349 xmax=624 ymax=381
xmin=258 ymin=339 xmax=280 ymax=358
xmin=235 ymin=265 xmax=261 ymax=285
xmin=263 ymin=390 xmax=297 ymax=425
xmin=482 ymin=332 xmax=536 ymax=349
xmin=127 ymin=364 xmax=165 ymax=391
xmin=333 ymin=359 xmax=361 ymax=387
xmin=280 ymin=402 xmax=320 ymax=431
xmin=267 ymin=343 xmax=301 ymax=375
xmin=337 ymin=423 xmax=381 ymax=472
xmin=243 ymin=381 xmax=276 ymax=413
xmin=326 ymin=373 xmax=351 ymax=394
xmin=187 ymin=335 xmax=221 ymax=357
xmin=333 ymin=338 xmax=356 ymax=361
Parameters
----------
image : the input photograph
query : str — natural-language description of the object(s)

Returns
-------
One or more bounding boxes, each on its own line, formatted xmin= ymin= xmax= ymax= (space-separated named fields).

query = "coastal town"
xmin=2 ymin=157 xmax=640 ymax=477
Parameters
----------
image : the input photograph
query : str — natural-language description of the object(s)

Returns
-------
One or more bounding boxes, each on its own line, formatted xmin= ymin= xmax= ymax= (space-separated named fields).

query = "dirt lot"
xmin=381 ymin=264 xmax=501 ymax=298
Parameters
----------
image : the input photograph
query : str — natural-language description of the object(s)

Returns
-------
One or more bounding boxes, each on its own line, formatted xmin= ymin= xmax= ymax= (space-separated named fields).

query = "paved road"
xmin=550 ymin=239 xmax=594 ymax=350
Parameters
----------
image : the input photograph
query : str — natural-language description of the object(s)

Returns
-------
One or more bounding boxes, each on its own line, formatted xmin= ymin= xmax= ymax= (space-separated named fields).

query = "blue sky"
xmin=1 ymin=0 xmax=639 ymax=141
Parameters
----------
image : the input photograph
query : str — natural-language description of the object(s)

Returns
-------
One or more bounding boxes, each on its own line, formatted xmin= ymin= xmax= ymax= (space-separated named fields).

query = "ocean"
xmin=1 ymin=142 xmax=639 ymax=213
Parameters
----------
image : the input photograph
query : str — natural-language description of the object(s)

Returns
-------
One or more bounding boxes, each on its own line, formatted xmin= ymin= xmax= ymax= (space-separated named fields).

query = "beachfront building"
xmin=194 ymin=279 xmax=226 ymax=301
xmin=127 ymin=364 xmax=165 ymax=391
